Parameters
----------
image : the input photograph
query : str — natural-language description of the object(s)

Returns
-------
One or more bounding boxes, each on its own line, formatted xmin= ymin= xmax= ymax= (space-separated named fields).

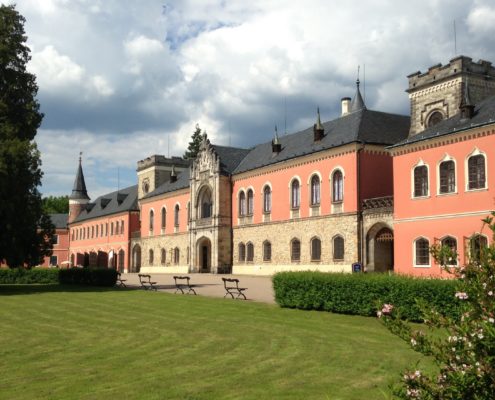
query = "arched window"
xmin=111 ymin=222 xmax=114 ymax=236
xmin=263 ymin=241 xmax=271 ymax=261
xmin=161 ymin=207 xmax=166 ymax=230
xmin=468 ymin=154 xmax=486 ymax=190
xmin=238 ymin=243 xmax=246 ymax=262
xmin=427 ymin=111 xmax=443 ymax=127
xmin=311 ymin=237 xmax=321 ymax=261
xmin=246 ymin=242 xmax=254 ymax=262
xmin=333 ymin=235 xmax=344 ymax=260
xmin=291 ymin=180 xmax=300 ymax=209
xmin=441 ymin=236 xmax=457 ymax=265
xmin=174 ymin=247 xmax=180 ymax=264
xmin=149 ymin=249 xmax=154 ymax=265
xmin=291 ymin=238 xmax=301 ymax=262
xmin=161 ymin=248 xmax=166 ymax=265
xmin=174 ymin=204 xmax=180 ymax=227
xmin=91 ymin=226 xmax=94 ymax=238
xmin=239 ymin=191 xmax=246 ymax=216
xmin=247 ymin=189 xmax=254 ymax=215
xmin=414 ymin=165 xmax=428 ymax=197
xmin=263 ymin=185 xmax=271 ymax=213
xmin=439 ymin=160 xmax=455 ymax=194
xmin=415 ymin=238 xmax=429 ymax=265
xmin=310 ymin=175 xmax=320 ymax=205
xmin=200 ymin=188 xmax=212 ymax=218
xmin=149 ymin=210 xmax=154 ymax=232
xmin=470 ymin=234 xmax=488 ymax=264
xmin=121 ymin=220 xmax=124 ymax=234
xmin=118 ymin=249 xmax=124 ymax=271
xmin=332 ymin=170 xmax=343 ymax=202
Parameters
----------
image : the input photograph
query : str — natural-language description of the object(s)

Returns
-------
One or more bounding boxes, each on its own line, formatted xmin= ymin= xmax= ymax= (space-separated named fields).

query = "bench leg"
xmin=236 ymin=292 xmax=247 ymax=300
xmin=188 ymin=288 xmax=197 ymax=295
xmin=224 ymin=290 xmax=235 ymax=299
xmin=175 ymin=287 xmax=185 ymax=294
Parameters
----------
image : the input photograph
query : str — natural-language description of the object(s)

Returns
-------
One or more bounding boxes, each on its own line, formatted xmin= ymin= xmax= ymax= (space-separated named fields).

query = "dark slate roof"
xmin=211 ymin=145 xmax=251 ymax=175
xmin=390 ymin=94 xmax=495 ymax=148
xmin=143 ymin=168 xmax=191 ymax=199
xmin=70 ymin=159 xmax=90 ymax=200
xmin=73 ymin=185 xmax=138 ymax=223
xmin=350 ymin=81 xmax=366 ymax=112
xmin=233 ymin=108 xmax=410 ymax=174
xmin=49 ymin=213 xmax=68 ymax=229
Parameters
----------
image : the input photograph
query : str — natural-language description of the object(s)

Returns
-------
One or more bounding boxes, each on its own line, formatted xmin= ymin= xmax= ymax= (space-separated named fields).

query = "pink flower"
xmin=381 ymin=303 xmax=394 ymax=314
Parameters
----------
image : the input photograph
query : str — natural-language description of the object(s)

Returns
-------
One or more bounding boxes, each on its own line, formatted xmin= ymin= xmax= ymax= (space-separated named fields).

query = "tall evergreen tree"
xmin=42 ymin=195 xmax=69 ymax=214
xmin=0 ymin=4 xmax=53 ymax=267
xmin=183 ymin=123 xmax=205 ymax=160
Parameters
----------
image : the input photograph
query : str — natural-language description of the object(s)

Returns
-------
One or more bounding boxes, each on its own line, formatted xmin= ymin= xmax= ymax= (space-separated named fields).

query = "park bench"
xmin=173 ymin=276 xmax=197 ymax=295
xmin=138 ymin=274 xmax=157 ymax=291
xmin=116 ymin=272 xmax=127 ymax=288
xmin=222 ymin=277 xmax=247 ymax=300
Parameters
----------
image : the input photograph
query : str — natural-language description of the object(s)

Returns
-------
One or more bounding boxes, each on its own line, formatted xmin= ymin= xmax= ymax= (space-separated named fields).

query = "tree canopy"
xmin=183 ymin=123 xmax=205 ymax=160
xmin=0 ymin=4 xmax=53 ymax=267
xmin=42 ymin=196 xmax=69 ymax=214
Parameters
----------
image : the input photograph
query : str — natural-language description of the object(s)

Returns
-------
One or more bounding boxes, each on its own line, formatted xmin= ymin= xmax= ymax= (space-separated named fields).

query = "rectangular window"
xmin=49 ymin=255 xmax=58 ymax=266
xmin=52 ymin=234 xmax=59 ymax=245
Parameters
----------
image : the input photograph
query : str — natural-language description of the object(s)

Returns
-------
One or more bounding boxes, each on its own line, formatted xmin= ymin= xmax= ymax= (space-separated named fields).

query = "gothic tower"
xmin=407 ymin=56 xmax=495 ymax=136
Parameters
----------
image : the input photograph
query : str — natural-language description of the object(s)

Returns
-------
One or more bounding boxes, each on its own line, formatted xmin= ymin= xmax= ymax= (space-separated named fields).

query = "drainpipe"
xmin=356 ymin=141 xmax=365 ymax=265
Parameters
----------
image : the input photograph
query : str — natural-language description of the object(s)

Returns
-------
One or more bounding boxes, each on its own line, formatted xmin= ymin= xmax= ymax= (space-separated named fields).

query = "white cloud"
xmin=28 ymin=45 xmax=84 ymax=90
xmin=90 ymin=75 xmax=114 ymax=97
xmin=467 ymin=5 xmax=495 ymax=34
xmin=124 ymin=35 xmax=164 ymax=58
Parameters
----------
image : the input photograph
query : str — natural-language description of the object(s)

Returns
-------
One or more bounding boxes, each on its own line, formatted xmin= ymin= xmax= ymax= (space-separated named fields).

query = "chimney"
xmin=341 ymin=97 xmax=351 ymax=116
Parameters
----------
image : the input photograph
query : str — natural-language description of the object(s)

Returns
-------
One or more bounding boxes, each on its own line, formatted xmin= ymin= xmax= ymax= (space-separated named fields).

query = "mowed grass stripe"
xmin=0 ymin=285 xmax=432 ymax=400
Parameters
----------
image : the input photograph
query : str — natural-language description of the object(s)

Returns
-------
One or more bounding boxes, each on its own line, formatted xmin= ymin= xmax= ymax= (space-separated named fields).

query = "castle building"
xmin=56 ymin=55 xmax=494 ymax=277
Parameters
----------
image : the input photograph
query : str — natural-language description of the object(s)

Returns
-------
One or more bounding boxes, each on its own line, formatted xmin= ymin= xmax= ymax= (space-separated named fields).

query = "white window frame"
xmin=413 ymin=237 xmax=431 ymax=268
xmin=465 ymin=148 xmax=488 ymax=192
xmin=411 ymin=159 xmax=430 ymax=199
xmin=436 ymin=154 xmax=457 ymax=196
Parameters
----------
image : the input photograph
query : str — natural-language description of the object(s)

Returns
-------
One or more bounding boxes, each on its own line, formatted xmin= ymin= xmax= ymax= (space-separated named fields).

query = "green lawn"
xmin=0 ymin=285 xmax=432 ymax=400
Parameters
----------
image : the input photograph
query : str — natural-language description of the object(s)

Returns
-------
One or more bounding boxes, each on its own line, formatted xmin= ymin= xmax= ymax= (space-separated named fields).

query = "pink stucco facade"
xmin=392 ymin=127 xmax=495 ymax=276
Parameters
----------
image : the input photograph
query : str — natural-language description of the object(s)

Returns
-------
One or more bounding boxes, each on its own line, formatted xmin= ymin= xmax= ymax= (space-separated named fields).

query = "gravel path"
xmin=120 ymin=273 xmax=276 ymax=304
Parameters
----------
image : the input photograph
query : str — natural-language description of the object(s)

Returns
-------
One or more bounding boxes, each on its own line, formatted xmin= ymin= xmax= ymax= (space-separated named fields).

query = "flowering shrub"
xmin=380 ymin=212 xmax=495 ymax=399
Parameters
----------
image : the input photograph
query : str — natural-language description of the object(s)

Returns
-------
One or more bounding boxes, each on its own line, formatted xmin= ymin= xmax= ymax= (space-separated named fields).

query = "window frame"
xmin=331 ymin=169 xmax=344 ymax=203
xmin=466 ymin=151 xmax=487 ymax=191
xmin=332 ymin=235 xmax=345 ymax=261
xmin=174 ymin=204 xmax=180 ymax=227
xmin=290 ymin=179 xmax=300 ymax=209
xmin=246 ymin=242 xmax=254 ymax=262
xmin=438 ymin=158 xmax=456 ymax=195
xmin=238 ymin=190 xmax=246 ymax=217
xmin=310 ymin=237 xmax=321 ymax=261
xmin=246 ymin=189 xmax=254 ymax=216
xmin=263 ymin=184 xmax=272 ymax=213
xmin=238 ymin=242 xmax=246 ymax=262
xmin=412 ymin=162 xmax=429 ymax=198
xmin=440 ymin=235 xmax=458 ymax=266
xmin=291 ymin=238 xmax=301 ymax=262
xmin=148 ymin=249 xmax=154 ymax=265
xmin=161 ymin=207 xmax=166 ymax=231
xmin=414 ymin=237 xmax=430 ymax=267
xmin=263 ymin=240 xmax=272 ymax=262
xmin=310 ymin=174 xmax=321 ymax=206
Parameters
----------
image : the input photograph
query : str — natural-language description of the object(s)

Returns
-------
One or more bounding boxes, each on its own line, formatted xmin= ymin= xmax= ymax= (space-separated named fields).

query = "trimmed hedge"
xmin=0 ymin=268 xmax=59 ymax=284
xmin=273 ymin=271 xmax=461 ymax=321
xmin=58 ymin=268 xmax=118 ymax=287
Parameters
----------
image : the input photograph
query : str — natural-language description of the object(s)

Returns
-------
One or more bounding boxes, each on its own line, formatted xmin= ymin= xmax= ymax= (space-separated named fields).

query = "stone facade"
xmin=131 ymin=232 xmax=190 ymax=274
xmin=189 ymin=137 xmax=234 ymax=273
xmin=408 ymin=56 xmax=495 ymax=136
xmin=232 ymin=212 xmax=359 ymax=275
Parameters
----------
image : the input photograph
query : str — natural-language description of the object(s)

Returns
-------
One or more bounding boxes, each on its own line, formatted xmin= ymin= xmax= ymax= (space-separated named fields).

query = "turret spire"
xmin=350 ymin=66 xmax=366 ymax=112
xmin=70 ymin=153 xmax=89 ymax=201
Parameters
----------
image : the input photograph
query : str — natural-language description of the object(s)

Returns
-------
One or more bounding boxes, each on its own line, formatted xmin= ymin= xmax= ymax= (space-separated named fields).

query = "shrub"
xmin=58 ymin=267 xmax=117 ymax=287
xmin=0 ymin=268 xmax=59 ymax=284
xmin=273 ymin=271 xmax=460 ymax=321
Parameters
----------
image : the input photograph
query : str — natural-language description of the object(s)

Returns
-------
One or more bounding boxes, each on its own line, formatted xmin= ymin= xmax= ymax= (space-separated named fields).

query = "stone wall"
xmin=232 ymin=212 xmax=358 ymax=275
xmin=132 ymin=232 xmax=190 ymax=274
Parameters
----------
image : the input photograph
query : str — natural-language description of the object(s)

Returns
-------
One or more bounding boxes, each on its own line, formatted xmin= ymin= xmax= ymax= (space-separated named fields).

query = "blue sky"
xmin=4 ymin=0 xmax=495 ymax=198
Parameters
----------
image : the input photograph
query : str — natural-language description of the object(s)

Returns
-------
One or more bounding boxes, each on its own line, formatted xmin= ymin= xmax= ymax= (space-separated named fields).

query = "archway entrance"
xmin=197 ymin=237 xmax=212 ymax=273
xmin=366 ymin=224 xmax=394 ymax=272
xmin=132 ymin=245 xmax=141 ymax=273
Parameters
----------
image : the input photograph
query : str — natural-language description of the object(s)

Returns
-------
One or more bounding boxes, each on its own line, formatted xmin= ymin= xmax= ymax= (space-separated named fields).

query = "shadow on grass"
xmin=0 ymin=284 xmax=137 ymax=296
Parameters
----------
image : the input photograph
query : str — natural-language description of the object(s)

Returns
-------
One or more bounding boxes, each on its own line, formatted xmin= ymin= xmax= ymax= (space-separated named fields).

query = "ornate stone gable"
xmin=192 ymin=135 xmax=220 ymax=178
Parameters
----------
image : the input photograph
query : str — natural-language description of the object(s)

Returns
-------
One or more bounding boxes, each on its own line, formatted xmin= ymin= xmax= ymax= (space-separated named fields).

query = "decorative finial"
xmin=79 ymin=151 xmax=82 ymax=163
xmin=356 ymin=65 xmax=360 ymax=86
xmin=274 ymin=125 xmax=280 ymax=145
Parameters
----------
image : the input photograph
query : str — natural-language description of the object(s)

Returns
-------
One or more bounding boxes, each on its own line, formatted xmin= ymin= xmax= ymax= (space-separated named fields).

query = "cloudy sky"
xmin=4 ymin=0 xmax=495 ymax=198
